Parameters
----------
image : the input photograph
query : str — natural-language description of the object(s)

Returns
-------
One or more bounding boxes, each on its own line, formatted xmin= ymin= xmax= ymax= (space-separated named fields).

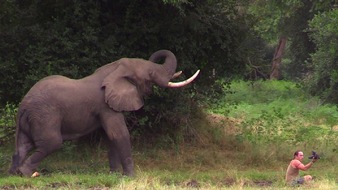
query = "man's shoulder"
xmin=291 ymin=159 xmax=301 ymax=167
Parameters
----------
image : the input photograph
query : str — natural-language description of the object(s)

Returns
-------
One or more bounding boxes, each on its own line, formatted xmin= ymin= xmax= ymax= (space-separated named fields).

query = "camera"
xmin=308 ymin=151 xmax=320 ymax=159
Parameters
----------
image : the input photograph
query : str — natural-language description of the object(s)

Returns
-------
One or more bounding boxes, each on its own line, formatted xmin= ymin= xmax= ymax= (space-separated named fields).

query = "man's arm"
xmin=293 ymin=159 xmax=317 ymax=171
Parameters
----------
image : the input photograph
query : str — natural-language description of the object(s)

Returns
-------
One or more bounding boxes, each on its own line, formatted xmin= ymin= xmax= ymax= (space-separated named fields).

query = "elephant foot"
xmin=110 ymin=166 xmax=133 ymax=176
xmin=8 ymin=168 xmax=20 ymax=175
xmin=109 ymin=170 xmax=122 ymax=176
xmin=9 ymin=154 xmax=20 ymax=175
xmin=109 ymin=167 xmax=120 ymax=173
xmin=122 ymin=170 xmax=134 ymax=177
xmin=18 ymin=166 xmax=34 ymax=177
xmin=122 ymin=157 xmax=134 ymax=177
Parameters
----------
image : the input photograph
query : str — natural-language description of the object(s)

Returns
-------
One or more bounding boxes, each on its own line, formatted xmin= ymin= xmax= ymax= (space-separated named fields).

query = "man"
xmin=285 ymin=150 xmax=318 ymax=185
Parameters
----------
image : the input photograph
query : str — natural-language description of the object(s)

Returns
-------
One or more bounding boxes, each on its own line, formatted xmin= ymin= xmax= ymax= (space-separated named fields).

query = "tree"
xmin=247 ymin=0 xmax=321 ymax=80
xmin=270 ymin=36 xmax=287 ymax=79
xmin=307 ymin=8 xmax=338 ymax=103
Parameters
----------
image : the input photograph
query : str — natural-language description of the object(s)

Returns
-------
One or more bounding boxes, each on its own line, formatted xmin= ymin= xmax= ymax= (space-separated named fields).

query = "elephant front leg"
xmin=106 ymin=131 xmax=134 ymax=177
xmin=102 ymin=113 xmax=134 ymax=177
xmin=116 ymin=138 xmax=134 ymax=176
xmin=107 ymin=141 xmax=121 ymax=173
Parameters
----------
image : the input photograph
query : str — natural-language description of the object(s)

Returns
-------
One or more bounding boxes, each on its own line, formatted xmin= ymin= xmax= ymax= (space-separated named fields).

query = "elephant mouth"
xmin=171 ymin=71 xmax=182 ymax=79
xmin=168 ymin=70 xmax=200 ymax=88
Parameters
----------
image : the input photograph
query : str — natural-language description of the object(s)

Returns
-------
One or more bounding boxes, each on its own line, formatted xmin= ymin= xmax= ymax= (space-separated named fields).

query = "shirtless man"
xmin=285 ymin=150 xmax=318 ymax=185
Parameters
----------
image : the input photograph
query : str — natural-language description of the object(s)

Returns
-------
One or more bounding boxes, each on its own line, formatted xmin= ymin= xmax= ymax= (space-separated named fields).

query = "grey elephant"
xmin=9 ymin=50 xmax=199 ymax=177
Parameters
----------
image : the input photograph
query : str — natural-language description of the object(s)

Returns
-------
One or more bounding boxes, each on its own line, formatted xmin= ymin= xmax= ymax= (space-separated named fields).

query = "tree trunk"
xmin=270 ymin=37 xmax=287 ymax=80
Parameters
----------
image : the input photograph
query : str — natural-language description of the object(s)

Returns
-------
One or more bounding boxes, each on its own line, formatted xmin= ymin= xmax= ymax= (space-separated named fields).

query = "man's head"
xmin=294 ymin=150 xmax=304 ymax=161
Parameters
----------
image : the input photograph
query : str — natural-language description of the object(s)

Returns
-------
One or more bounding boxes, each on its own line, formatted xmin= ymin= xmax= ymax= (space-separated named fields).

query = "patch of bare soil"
xmin=185 ymin=179 xmax=200 ymax=188
xmin=206 ymin=113 xmax=242 ymax=135
xmin=47 ymin=182 xmax=69 ymax=189
xmin=252 ymin=180 xmax=273 ymax=187
xmin=221 ymin=177 xmax=236 ymax=186
xmin=181 ymin=178 xmax=273 ymax=188
xmin=0 ymin=184 xmax=33 ymax=190
xmin=0 ymin=186 xmax=13 ymax=190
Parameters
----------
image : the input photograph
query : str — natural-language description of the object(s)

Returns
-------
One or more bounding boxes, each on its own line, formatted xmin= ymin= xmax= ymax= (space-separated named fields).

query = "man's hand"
xmin=312 ymin=158 xmax=318 ymax=163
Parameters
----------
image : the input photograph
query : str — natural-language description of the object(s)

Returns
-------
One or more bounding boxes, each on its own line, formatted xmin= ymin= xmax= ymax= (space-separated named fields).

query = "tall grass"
xmin=205 ymin=80 xmax=338 ymax=188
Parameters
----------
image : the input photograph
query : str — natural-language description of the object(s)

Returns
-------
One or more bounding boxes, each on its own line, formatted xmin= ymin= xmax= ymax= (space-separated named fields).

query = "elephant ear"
xmin=101 ymin=64 xmax=144 ymax=112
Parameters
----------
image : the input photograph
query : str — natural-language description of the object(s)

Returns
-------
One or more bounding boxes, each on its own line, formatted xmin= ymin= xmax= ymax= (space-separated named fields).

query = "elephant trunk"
xmin=149 ymin=50 xmax=200 ymax=88
xmin=149 ymin=50 xmax=177 ymax=77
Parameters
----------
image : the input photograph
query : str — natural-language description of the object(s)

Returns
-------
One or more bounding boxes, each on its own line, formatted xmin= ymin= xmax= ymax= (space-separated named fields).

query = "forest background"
xmin=0 ymin=0 xmax=337 ymax=189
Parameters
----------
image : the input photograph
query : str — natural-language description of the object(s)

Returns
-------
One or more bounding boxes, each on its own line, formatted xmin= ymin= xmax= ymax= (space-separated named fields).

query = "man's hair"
xmin=294 ymin=150 xmax=302 ymax=157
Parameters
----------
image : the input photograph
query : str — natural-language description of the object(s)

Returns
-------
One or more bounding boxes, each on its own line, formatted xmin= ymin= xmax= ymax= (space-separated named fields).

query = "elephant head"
xmin=99 ymin=50 xmax=200 ymax=112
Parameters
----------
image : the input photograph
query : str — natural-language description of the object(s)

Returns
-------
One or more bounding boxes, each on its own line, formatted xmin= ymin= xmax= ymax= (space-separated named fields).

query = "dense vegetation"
xmin=1 ymin=80 xmax=337 ymax=189
xmin=0 ymin=0 xmax=246 ymax=140
xmin=0 ymin=0 xmax=338 ymax=188
xmin=1 ymin=0 xmax=338 ymax=137
xmin=0 ymin=0 xmax=243 ymax=103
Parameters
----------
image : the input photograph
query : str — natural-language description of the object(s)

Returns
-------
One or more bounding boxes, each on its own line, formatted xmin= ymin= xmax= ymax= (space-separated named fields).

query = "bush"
xmin=0 ymin=0 xmax=247 ymax=146
xmin=210 ymin=80 xmax=338 ymax=149
xmin=0 ymin=103 xmax=17 ymax=144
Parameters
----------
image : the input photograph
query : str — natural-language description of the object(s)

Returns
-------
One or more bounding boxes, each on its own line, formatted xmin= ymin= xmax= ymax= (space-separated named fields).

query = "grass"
xmin=0 ymin=141 xmax=337 ymax=189
xmin=0 ymin=80 xmax=337 ymax=189
xmin=0 ymin=153 xmax=337 ymax=189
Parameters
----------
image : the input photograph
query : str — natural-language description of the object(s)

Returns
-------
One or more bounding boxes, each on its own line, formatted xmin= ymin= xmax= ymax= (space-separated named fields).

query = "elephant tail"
xmin=9 ymin=109 xmax=30 ymax=174
xmin=14 ymin=109 xmax=31 ymax=151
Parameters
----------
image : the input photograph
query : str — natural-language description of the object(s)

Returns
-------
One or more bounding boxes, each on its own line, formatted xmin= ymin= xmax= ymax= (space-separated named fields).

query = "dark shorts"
xmin=291 ymin=177 xmax=304 ymax=185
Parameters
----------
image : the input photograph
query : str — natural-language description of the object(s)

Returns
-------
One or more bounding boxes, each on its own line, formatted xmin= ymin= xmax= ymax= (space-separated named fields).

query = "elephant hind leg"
xmin=9 ymin=130 xmax=34 ymax=175
xmin=19 ymin=135 xmax=62 ymax=177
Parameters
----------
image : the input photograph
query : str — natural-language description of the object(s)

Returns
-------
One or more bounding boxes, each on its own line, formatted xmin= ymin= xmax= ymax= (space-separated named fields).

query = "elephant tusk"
xmin=172 ymin=71 xmax=182 ymax=79
xmin=168 ymin=70 xmax=200 ymax=88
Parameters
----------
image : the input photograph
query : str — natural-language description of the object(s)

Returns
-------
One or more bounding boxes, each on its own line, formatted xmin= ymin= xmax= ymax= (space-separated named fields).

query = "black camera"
xmin=308 ymin=151 xmax=320 ymax=159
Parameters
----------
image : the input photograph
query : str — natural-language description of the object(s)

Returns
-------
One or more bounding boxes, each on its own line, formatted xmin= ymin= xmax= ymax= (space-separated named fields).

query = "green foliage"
xmin=281 ymin=0 xmax=316 ymax=80
xmin=307 ymin=9 xmax=338 ymax=103
xmin=127 ymin=86 xmax=200 ymax=146
xmin=162 ymin=0 xmax=190 ymax=4
xmin=0 ymin=0 xmax=106 ymax=103
xmin=247 ymin=0 xmax=304 ymax=42
xmin=211 ymin=80 xmax=338 ymax=149
xmin=238 ymin=0 xmax=313 ymax=81
xmin=246 ymin=0 xmax=336 ymax=81
xmin=224 ymin=80 xmax=306 ymax=103
xmin=0 ymin=0 xmax=246 ymax=105
xmin=0 ymin=103 xmax=17 ymax=143
xmin=0 ymin=0 xmax=248 ymax=144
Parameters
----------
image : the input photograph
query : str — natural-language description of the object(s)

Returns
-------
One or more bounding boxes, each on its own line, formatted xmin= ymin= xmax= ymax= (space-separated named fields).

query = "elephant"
xmin=9 ymin=50 xmax=200 ymax=177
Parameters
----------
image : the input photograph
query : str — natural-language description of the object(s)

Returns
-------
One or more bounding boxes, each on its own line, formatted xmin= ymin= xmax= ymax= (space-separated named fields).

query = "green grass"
xmin=0 ymin=80 xmax=337 ymax=189
xmin=212 ymin=80 xmax=338 ymax=145
xmin=0 ymin=142 xmax=337 ymax=189
xmin=213 ymin=80 xmax=338 ymax=119
xmin=0 ymin=148 xmax=329 ymax=187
